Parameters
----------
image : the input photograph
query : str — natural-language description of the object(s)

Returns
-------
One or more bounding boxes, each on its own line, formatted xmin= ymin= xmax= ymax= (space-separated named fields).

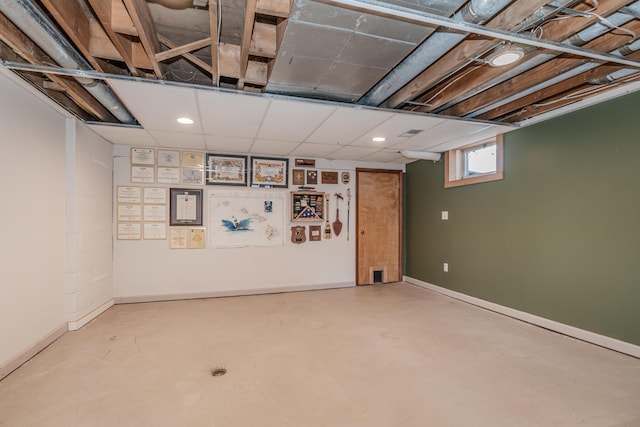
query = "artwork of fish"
xmin=221 ymin=216 xmax=252 ymax=231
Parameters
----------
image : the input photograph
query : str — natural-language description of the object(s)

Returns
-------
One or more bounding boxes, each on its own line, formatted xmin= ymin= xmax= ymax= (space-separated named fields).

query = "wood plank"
xmin=111 ymin=0 xmax=138 ymax=36
xmin=158 ymin=35 xmax=212 ymax=74
xmin=122 ymin=0 xmax=164 ymax=77
xmin=249 ymin=22 xmax=276 ymax=58
xmin=209 ymin=0 xmax=220 ymax=85
xmin=440 ymin=20 xmax=640 ymax=117
xmin=89 ymin=18 xmax=122 ymax=60
xmin=381 ymin=0 xmax=550 ymax=109
xmin=246 ymin=61 xmax=268 ymax=85
xmin=256 ymin=0 xmax=290 ymax=17
xmin=0 ymin=13 xmax=115 ymax=121
xmin=219 ymin=42 xmax=241 ymax=78
xmin=238 ymin=0 xmax=258 ymax=89
xmin=155 ymin=37 xmax=212 ymax=62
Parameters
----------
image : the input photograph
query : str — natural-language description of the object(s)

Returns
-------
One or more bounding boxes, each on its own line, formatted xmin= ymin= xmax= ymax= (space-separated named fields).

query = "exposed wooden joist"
xmin=89 ymin=18 xmax=152 ymax=69
xmin=217 ymin=42 xmax=267 ymax=85
xmin=256 ymin=0 xmax=290 ymax=18
xmin=158 ymin=35 xmax=212 ymax=74
xmin=0 ymin=12 xmax=115 ymax=121
xmin=111 ymin=0 xmax=138 ymax=36
xmin=155 ymin=37 xmax=212 ymax=62
xmin=209 ymin=0 xmax=220 ymax=85
xmin=122 ymin=0 xmax=164 ymax=77
xmin=238 ymin=0 xmax=258 ymax=89
xmin=249 ymin=22 xmax=276 ymax=58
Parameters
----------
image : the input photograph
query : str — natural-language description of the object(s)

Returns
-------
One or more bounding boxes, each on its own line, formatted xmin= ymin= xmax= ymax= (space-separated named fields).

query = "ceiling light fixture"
xmin=486 ymin=44 xmax=525 ymax=67
xmin=177 ymin=117 xmax=194 ymax=124
xmin=372 ymin=136 xmax=386 ymax=142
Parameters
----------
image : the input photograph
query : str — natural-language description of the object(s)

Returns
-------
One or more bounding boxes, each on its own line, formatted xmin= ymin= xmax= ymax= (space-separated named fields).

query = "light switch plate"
xmin=442 ymin=211 xmax=449 ymax=220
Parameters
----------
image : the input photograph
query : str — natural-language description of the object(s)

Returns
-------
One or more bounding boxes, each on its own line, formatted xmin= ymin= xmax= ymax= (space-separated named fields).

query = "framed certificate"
xmin=117 ymin=223 xmax=142 ymax=240
xmin=206 ymin=153 xmax=247 ymax=186
xmin=170 ymin=188 xmax=203 ymax=226
xmin=143 ymin=187 xmax=167 ymax=204
xmin=169 ymin=227 xmax=188 ymax=249
xmin=157 ymin=167 xmax=180 ymax=184
xmin=143 ymin=223 xmax=167 ymax=240
xmin=181 ymin=151 xmax=205 ymax=169
xmin=117 ymin=186 xmax=141 ymax=203
xmin=131 ymin=166 xmax=155 ymax=183
xmin=157 ymin=149 xmax=181 ymax=167
xmin=182 ymin=167 xmax=204 ymax=185
xmin=250 ymin=156 xmax=288 ymax=188
xmin=131 ymin=148 xmax=155 ymax=165
xmin=117 ymin=204 xmax=142 ymax=222
xmin=188 ymin=227 xmax=206 ymax=249
xmin=143 ymin=204 xmax=167 ymax=222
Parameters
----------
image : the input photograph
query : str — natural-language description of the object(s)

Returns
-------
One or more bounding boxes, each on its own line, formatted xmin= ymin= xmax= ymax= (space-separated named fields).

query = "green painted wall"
xmin=405 ymin=91 xmax=640 ymax=346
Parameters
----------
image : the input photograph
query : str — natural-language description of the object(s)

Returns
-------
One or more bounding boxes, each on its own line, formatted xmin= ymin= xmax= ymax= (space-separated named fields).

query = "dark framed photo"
xmin=306 ymin=169 xmax=318 ymax=185
xmin=206 ymin=153 xmax=247 ymax=186
xmin=295 ymin=158 xmax=316 ymax=168
xmin=170 ymin=188 xmax=203 ymax=226
xmin=292 ymin=169 xmax=305 ymax=186
xmin=250 ymin=156 xmax=289 ymax=188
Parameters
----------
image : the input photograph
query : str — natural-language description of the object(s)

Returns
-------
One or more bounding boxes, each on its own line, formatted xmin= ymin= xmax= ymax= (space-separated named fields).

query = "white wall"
xmin=113 ymin=145 xmax=404 ymax=301
xmin=0 ymin=69 xmax=67 ymax=365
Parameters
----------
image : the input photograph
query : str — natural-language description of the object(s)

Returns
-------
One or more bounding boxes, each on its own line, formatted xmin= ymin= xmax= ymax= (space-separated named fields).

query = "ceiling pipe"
xmin=436 ymin=0 xmax=640 ymax=117
xmin=358 ymin=0 xmax=514 ymax=107
xmin=0 ymin=0 xmax=137 ymax=124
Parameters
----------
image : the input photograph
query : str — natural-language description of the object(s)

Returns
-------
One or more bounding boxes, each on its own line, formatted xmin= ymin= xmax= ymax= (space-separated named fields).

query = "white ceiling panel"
xmin=250 ymin=139 xmax=301 ymax=156
xmin=149 ymin=130 xmax=206 ymax=149
xmin=205 ymin=135 xmax=254 ymax=153
xmin=328 ymin=145 xmax=381 ymax=160
xmin=197 ymin=90 xmax=270 ymax=138
xmin=256 ymin=99 xmax=336 ymax=141
xmin=108 ymin=79 xmax=202 ymax=133
xmin=362 ymin=150 xmax=406 ymax=163
xmin=428 ymin=125 xmax=515 ymax=152
xmin=305 ymin=107 xmax=393 ymax=144
xmin=395 ymin=120 xmax=491 ymax=151
xmin=349 ymin=113 xmax=446 ymax=147
xmin=290 ymin=142 xmax=341 ymax=157
xmin=87 ymin=124 xmax=158 ymax=146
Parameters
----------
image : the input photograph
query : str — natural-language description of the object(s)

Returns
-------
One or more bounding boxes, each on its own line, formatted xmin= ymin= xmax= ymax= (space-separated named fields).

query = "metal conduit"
xmin=358 ymin=0 xmax=514 ymax=106
xmin=0 ymin=0 xmax=136 ymax=124
xmin=436 ymin=0 xmax=640 ymax=117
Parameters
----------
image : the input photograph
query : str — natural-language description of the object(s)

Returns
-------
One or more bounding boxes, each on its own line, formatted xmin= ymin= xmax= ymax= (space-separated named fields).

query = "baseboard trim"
xmin=0 ymin=323 xmax=67 ymax=381
xmin=114 ymin=282 xmax=355 ymax=304
xmin=404 ymin=276 xmax=640 ymax=359
xmin=67 ymin=298 xmax=115 ymax=331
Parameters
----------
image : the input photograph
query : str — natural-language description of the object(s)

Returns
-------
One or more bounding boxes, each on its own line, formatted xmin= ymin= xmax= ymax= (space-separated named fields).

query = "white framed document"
xmin=131 ymin=148 xmax=155 ymax=165
xmin=157 ymin=149 xmax=181 ymax=167
xmin=117 ymin=204 xmax=142 ymax=222
xmin=181 ymin=151 xmax=205 ymax=169
xmin=143 ymin=223 xmax=167 ymax=240
xmin=157 ymin=167 xmax=180 ymax=184
xmin=131 ymin=166 xmax=155 ymax=183
xmin=117 ymin=223 xmax=142 ymax=240
xmin=188 ymin=227 xmax=206 ymax=249
xmin=169 ymin=227 xmax=188 ymax=249
xmin=143 ymin=187 xmax=167 ymax=204
xmin=143 ymin=204 xmax=167 ymax=222
xmin=117 ymin=186 xmax=142 ymax=203
xmin=182 ymin=168 xmax=204 ymax=185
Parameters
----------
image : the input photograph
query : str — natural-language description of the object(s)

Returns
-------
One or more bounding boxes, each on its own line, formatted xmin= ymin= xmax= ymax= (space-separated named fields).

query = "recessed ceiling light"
xmin=372 ymin=136 xmax=386 ymax=142
xmin=177 ymin=117 xmax=194 ymax=124
xmin=486 ymin=44 xmax=525 ymax=67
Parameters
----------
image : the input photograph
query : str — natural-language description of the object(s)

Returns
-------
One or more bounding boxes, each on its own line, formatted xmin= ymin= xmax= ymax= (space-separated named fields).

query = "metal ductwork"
xmin=433 ymin=1 xmax=640 ymax=118
xmin=357 ymin=0 xmax=514 ymax=106
xmin=0 ymin=0 xmax=136 ymax=124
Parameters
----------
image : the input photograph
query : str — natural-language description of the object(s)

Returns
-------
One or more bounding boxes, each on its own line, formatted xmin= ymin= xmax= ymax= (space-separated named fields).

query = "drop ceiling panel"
xmin=362 ymin=150 xmax=406 ymax=163
xmin=198 ymin=91 xmax=270 ymax=138
xmin=350 ymin=114 xmax=446 ymax=147
xmin=306 ymin=107 xmax=393 ymax=144
xmin=149 ymin=130 xmax=206 ymax=149
xmin=428 ymin=125 xmax=515 ymax=151
xmin=328 ymin=145 xmax=382 ymax=160
xmin=250 ymin=139 xmax=301 ymax=156
xmin=290 ymin=142 xmax=341 ymax=157
xmin=204 ymin=135 xmax=254 ymax=153
xmin=257 ymin=99 xmax=336 ymax=141
xmin=108 ymin=79 xmax=202 ymax=133
xmin=87 ymin=125 xmax=158 ymax=146
xmin=394 ymin=121 xmax=494 ymax=151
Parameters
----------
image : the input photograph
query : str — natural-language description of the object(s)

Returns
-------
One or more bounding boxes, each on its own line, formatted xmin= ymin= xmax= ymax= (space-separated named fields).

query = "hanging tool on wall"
xmin=346 ymin=188 xmax=351 ymax=241
xmin=324 ymin=194 xmax=332 ymax=239
xmin=333 ymin=193 xmax=343 ymax=236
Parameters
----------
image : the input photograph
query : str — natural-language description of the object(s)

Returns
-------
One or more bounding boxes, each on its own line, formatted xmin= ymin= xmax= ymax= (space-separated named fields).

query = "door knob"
xmin=360 ymin=229 xmax=365 ymax=235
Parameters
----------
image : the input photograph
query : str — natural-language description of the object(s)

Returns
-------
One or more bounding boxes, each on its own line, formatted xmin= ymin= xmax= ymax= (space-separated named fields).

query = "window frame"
xmin=444 ymin=134 xmax=504 ymax=188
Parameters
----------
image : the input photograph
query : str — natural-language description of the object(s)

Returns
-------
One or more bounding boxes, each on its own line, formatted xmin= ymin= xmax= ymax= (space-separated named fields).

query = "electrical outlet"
xmin=443 ymin=263 xmax=449 ymax=272
xmin=442 ymin=211 xmax=449 ymax=220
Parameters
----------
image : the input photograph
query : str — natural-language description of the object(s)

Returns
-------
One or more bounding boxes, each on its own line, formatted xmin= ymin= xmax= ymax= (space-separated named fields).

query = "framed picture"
xmin=291 ymin=191 xmax=324 ymax=222
xmin=131 ymin=148 xmax=155 ymax=165
xmin=206 ymin=153 xmax=248 ymax=186
xmin=306 ymin=170 xmax=318 ymax=185
xmin=170 ymin=188 xmax=203 ymax=226
xmin=157 ymin=149 xmax=181 ymax=167
xmin=322 ymin=171 xmax=339 ymax=184
xmin=295 ymin=158 xmax=316 ymax=168
xmin=250 ymin=156 xmax=289 ymax=188
xmin=181 ymin=151 xmax=205 ymax=169
xmin=292 ymin=169 xmax=305 ymax=186
xmin=182 ymin=167 xmax=204 ymax=185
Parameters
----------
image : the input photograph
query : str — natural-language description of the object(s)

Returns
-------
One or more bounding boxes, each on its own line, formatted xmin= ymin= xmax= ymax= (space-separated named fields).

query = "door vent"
xmin=373 ymin=270 xmax=384 ymax=283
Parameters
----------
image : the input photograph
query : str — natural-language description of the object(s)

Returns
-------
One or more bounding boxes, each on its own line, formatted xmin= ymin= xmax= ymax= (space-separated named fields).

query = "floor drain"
xmin=211 ymin=368 xmax=227 ymax=377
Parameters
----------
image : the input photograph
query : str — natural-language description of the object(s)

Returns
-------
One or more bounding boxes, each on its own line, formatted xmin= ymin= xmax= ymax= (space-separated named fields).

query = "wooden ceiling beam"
xmin=158 ymin=35 xmax=212 ymax=74
xmin=238 ymin=0 xmax=258 ymax=89
xmin=405 ymin=0 xmax=637 ymax=113
xmin=209 ymin=0 xmax=220 ymax=86
xmin=381 ymin=0 xmax=550 ymax=109
xmin=0 ymin=13 xmax=115 ymax=121
xmin=155 ymin=37 xmax=212 ymax=62
xmin=440 ymin=20 xmax=640 ymax=117
xmin=122 ymin=0 xmax=165 ymax=78
xmin=256 ymin=0 xmax=290 ymax=18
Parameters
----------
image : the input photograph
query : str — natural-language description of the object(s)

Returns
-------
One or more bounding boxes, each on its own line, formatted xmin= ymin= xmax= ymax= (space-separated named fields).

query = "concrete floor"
xmin=1 ymin=283 xmax=639 ymax=426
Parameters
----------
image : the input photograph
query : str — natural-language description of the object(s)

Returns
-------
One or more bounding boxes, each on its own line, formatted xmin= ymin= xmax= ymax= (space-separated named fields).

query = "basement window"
xmin=444 ymin=135 xmax=504 ymax=188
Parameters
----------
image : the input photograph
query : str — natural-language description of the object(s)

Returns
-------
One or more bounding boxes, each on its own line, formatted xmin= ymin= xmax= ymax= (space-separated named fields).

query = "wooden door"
xmin=356 ymin=169 xmax=403 ymax=285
